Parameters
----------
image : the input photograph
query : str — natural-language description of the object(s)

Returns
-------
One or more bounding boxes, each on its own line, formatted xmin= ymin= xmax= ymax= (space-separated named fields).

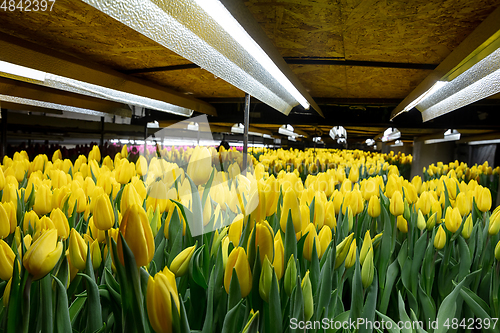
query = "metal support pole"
xmin=1 ymin=109 xmax=7 ymax=158
xmin=243 ymin=94 xmax=250 ymax=174
xmin=144 ymin=123 xmax=148 ymax=157
xmin=100 ymin=117 xmax=105 ymax=147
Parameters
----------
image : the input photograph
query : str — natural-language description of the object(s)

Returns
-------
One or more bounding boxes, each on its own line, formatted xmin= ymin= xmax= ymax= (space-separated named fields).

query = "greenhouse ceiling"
xmin=0 ymin=0 xmax=500 ymax=143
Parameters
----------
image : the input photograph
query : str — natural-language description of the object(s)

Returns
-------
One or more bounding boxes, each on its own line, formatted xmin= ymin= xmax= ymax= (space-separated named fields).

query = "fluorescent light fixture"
xmin=468 ymin=139 xmax=500 ymax=145
xmin=135 ymin=140 xmax=146 ymax=145
xmin=381 ymin=128 xmax=401 ymax=142
xmin=329 ymin=126 xmax=347 ymax=140
xmin=0 ymin=60 xmax=193 ymax=117
xmin=231 ymin=123 xmax=245 ymax=134
xmin=187 ymin=122 xmax=199 ymax=131
xmin=337 ymin=138 xmax=346 ymax=145
xmin=313 ymin=136 xmax=323 ymax=143
xmin=0 ymin=93 xmax=108 ymax=117
xmin=263 ymin=134 xmax=273 ymax=139
xmin=80 ymin=0 xmax=314 ymax=115
xmin=390 ymin=140 xmax=403 ymax=147
xmin=444 ymin=129 xmax=461 ymax=141
xmin=402 ymin=81 xmax=448 ymax=112
xmin=424 ymin=130 xmax=461 ymax=144
xmin=288 ymin=136 xmax=297 ymax=142
xmin=120 ymin=139 xmax=130 ymax=144
xmin=365 ymin=139 xmax=376 ymax=146
xmin=110 ymin=139 xmax=119 ymax=143
xmin=279 ymin=124 xmax=300 ymax=137
xmin=147 ymin=121 xmax=160 ymax=128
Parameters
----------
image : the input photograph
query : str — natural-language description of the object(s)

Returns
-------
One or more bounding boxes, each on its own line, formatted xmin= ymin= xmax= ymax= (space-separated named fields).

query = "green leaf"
xmin=284 ymin=210 xmax=298 ymax=266
xmin=189 ymin=244 xmax=208 ymax=289
xmin=40 ymin=274 xmax=54 ymax=333
xmin=52 ymin=275 xmax=72 ymax=333
xmin=359 ymin=272 xmax=378 ymax=333
xmin=434 ymin=274 xmax=471 ymax=333
xmin=325 ymin=311 xmax=350 ymax=333
xmin=349 ymin=253 xmax=363 ymax=323
xmin=201 ymin=266 xmax=216 ymax=333
xmin=185 ymin=173 xmax=204 ymax=237
xmin=266 ymin=271 xmax=282 ymax=333
xmin=379 ymin=259 xmax=399 ymax=314
xmin=228 ymin=268 xmax=242 ymax=310
xmin=221 ymin=299 xmax=245 ymax=333
xmin=375 ymin=311 xmax=402 ymax=333
xmin=397 ymin=291 xmax=414 ymax=333
xmin=290 ymin=276 xmax=305 ymax=333
xmin=78 ymin=273 xmax=103 ymax=332
xmin=7 ymin=259 xmax=22 ymax=333
xmin=410 ymin=231 xmax=427 ymax=296
xmin=69 ymin=297 xmax=86 ymax=326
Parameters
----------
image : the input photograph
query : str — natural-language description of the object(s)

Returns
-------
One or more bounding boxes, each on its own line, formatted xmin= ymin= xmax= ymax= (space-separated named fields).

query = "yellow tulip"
xmin=248 ymin=220 xmax=274 ymax=265
xmin=359 ymin=231 xmax=372 ymax=265
xmin=0 ymin=239 xmax=16 ymax=280
xmin=284 ymin=255 xmax=297 ymax=296
xmin=3 ymin=278 xmax=12 ymax=307
xmin=33 ymin=183 xmax=52 ymax=216
xmin=397 ymin=215 xmax=408 ymax=233
xmin=367 ymin=196 xmax=381 ymax=218
xmin=88 ymin=145 xmax=101 ymax=162
xmin=147 ymin=182 xmax=176 ymax=214
xmin=170 ymin=244 xmax=196 ymax=277
xmin=147 ymin=267 xmax=180 ymax=333
xmin=332 ymin=190 xmax=344 ymax=215
xmin=495 ymin=240 xmax=500 ymax=261
xmin=444 ymin=207 xmax=462 ymax=233
xmin=23 ymin=210 xmax=40 ymax=234
xmin=335 ymin=233 xmax=354 ymax=269
xmin=136 ymin=156 xmax=148 ymax=176
xmin=416 ymin=191 xmax=432 ymax=215
xmin=259 ymin=256 xmax=273 ymax=302
xmin=23 ymin=229 xmax=63 ymax=280
xmin=164 ymin=204 xmax=186 ymax=239
xmin=93 ymin=194 xmax=115 ymax=231
xmin=434 ymin=226 xmax=446 ymax=250
xmin=187 ymin=146 xmax=212 ymax=186
xmin=0 ymin=202 xmax=16 ymax=238
xmin=462 ymin=214 xmax=473 ymax=239
xmin=224 ymin=247 xmax=253 ymax=297
xmin=280 ymin=187 xmax=302 ymax=234
xmin=115 ymin=159 xmax=133 ymax=185
xmin=90 ymin=239 xmax=102 ymax=269
xmin=120 ymin=183 xmax=142 ymax=214
xmin=361 ymin=178 xmax=379 ymax=201
xmin=324 ymin=201 xmax=337 ymax=231
xmin=389 ymin=190 xmax=404 ymax=216
xmin=68 ymin=187 xmax=87 ymax=214
xmin=417 ymin=210 xmax=426 ymax=231
xmin=476 ymin=187 xmax=492 ymax=212
xmin=361 ymin=247 xmax=374 ymax=288
xmin=264 ymin=175 xmax=279 ymax=217
xmin=301 ymin=270 xmax=314 ymax=320
xmin=273 ymin=233 xmax=284 ymax=280
xmin=0 ymin=167 xmax=5 ymax=191
xmin=303 ymin=223 xmax=321 ymax=261
xmin=456 ymin=192 xmax=471 ymax=217
xmin=50 ymin=208 xmax=70 ymax=240
xmin=488 ymin=210 xmax=500 ymax=236
xmin=318 ymin=225 xmax=332 ymax=259
xmin=344 ymin=239 xmax=357 ymax=268
xmin=69 ymin=228 xmax=88 ymax=271
xmin=87 ymin=217 xmax=106 ymax=243
xmin=118 ymin=204 xmax=155 ymax=267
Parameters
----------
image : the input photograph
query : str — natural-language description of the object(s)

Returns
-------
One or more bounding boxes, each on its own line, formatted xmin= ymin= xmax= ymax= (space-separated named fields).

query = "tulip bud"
xmin=90 ymin=239 xmax=102 ymax=269
xmin=284 ymin=255 xmax=297 ymax=296
xmin=120 ymin=183 xmax=142 ymax=214
xmin=264 ymin=176 xmax=279 ymax=217
xmin=136 ymin=156 xmax=148 ymax=176
xmin=147 ymin=267 xmax=180 ymax=333
xmin=23 ymin=210 xmax=39 ymax=234
xmin=228 ymin=214 xmax=244 ymax=246
xmin=0 ymin=204 xmax=11 ymax=239
xmin=164 ymin=204 xmax=186 ymax=239
xmin=69 ymin=228 xmax=88 ymax=271
xmin=434 ymin=225 xmax=446 ymax=250
xmin=335 ymin=233 xmax=354 ymax=269
xmin=462 ymin=214 xmax=473 ymax=239
xmin=259 ymin=256 xmax=273 ymax=302
xmin=301 ymin=270 xmax=314 ymax=320
xmin=318 ymin=225 xmax=332 ymax=259
xmin=280 ymin=187 xmax=302 ymax=234
xmin=302 ymin=223 xmax=321 ymax=262
xmin=93 ymin=194 xmax=115 ymax=231
xmin=416 ymin=191 xmax=432 ymax=215
xmin=397 ymin=215 xmax=408 ymax=233
xmin=476 ymin=187 xmax=492 ymax=212
xmin=324 ymin=201 xmax=337 ymax=231
xmin=427 ymin=212 xmax=437 ymax=231
xmin=23 ymin=229 xmax=63 ymax=280
xmin=344 ymin=239 xmax=357 ymax=268
xmin=445 ymin=207 xmax=462 ymax=233
xmin=273 ymin=233 xmax=285 ymax=280
xmin=0 ymin=239 xmax=16 ymax=280
xmin=495 ymin=240 xmax=500 ymax=261
xmin=170 ymin=244 xmax=196 ymax=277
xmin=50 ymin=208 xmax=70 ymax=240
xmin=403 ymin=200 xmax=411 ymax=220
xmin=456 ymin=192 xmax=471 ymax=217
xmin=224 ymin=247 xmax=253 ymax=298
xmin=3 ymin=278 xmax=12 ymax=307
xmin=416 ymin=210 xmax=426 ymax=231
xmin=118 ymin=204 xmax=155 ymax=267
xmin=361 ymin=247 xmax=374 ymax=289
xmin=390 ymin=191 xmax=404 ymax=216
xmin=488 ymin=210 xmax=500 ymax=236
xmin=359 ymin=231 xmax=372 ymax=265
xmin=347 ymin=207 xmax=354 ymax=232
xmin=367 ymin=196 xmax=381 ymax=218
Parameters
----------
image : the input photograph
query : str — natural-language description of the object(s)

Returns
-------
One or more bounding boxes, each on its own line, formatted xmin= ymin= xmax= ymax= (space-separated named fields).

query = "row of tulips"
xmin=0 ymin=145 xmax=499 ymax=333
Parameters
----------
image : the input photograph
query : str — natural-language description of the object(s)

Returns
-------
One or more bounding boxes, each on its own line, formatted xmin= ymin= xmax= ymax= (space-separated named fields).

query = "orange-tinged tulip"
xmin=93 ymin=194 xmax=115 ymax=231
xmin=224 ymin=247 xmax=253 ymax=297
xmin=147 ymin=267 xmax=180 ymax=333
xmin=23 ymin=229 xmax=63 ymax=280
xmin=118 ymin=204 xmax=154 ymax=267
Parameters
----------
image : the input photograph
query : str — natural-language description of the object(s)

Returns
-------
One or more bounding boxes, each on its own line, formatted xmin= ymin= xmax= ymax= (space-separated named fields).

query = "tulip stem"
xmin=22 ymin=275 xmax=33 ymax=333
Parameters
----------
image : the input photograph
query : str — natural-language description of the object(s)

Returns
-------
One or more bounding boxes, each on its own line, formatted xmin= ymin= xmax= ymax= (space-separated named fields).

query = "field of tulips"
xmin=1 ymin=144 xmax=500 ymax=333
